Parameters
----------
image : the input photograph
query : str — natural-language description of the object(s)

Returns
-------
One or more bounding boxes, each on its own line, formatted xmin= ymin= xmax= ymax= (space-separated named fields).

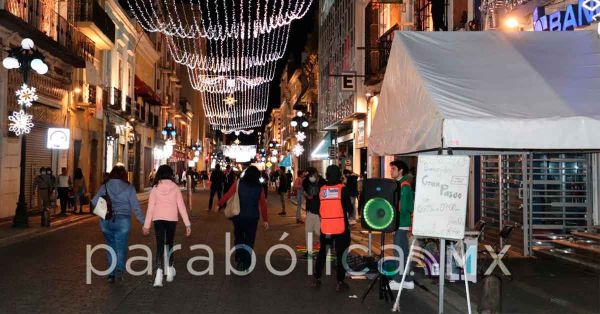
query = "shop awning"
xmin=370 ymin=31 xmax=600 ymax=156
xmin=134 ymin=76 xmax=161 ymax=106
xmin=310 ymin=132 xmax=333 ymax=160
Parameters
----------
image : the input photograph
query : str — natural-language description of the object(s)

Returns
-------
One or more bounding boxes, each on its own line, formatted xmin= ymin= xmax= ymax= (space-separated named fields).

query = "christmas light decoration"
xmin=222 ymin=145 xmax=257 ymax=162
xmin=292 ymin=143 xmax=304 ymax=157
xmin=127 ymin=0 xmax=313 ymax=39
xmin=295 ymin=131 xmax=306 ymax=142
xmin=15 ymin=84 xmax=38 ymax=107
xmin=224 ymin=94 xmax=237 ymax=107
xmin=8 ymin=110 xmax=34 ymax=136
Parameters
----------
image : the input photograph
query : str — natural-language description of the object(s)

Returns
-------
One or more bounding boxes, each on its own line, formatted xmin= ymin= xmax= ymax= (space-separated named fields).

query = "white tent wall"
xmin=370 ymin=31 xmax=600 ymax=156
xmin=370 ymin=31 xmax=600 ymax=257
xmin=369 ymin=35 xmax=443 ymax=156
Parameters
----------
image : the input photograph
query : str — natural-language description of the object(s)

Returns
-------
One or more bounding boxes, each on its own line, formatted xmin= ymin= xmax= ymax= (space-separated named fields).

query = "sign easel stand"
xmin=391 ymin=237 xmax=472 ymax=314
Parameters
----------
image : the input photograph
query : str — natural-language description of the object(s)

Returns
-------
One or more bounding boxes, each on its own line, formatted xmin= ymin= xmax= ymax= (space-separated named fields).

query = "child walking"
xmin=143 ymin=165 xmax=191 ymax=287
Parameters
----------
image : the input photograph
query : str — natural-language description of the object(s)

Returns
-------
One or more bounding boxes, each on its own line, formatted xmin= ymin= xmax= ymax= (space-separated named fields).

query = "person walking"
xmin=56 ymin=167 xmax=71 ymax=215
xmin=260 ymin=171 xmax=269 ymax=198
xmin=293 ymin=170 xmax=305 ymax=224
xmin=46 ymin=168 xmax=57 ymax=212
xmin=312 ymin=165 xmax=353 ymax=291
xmin=277 ymin=166 xmax=289 ymax=216
xmin=219 ymin=166 xmax=269 ymax=273
xmin=286 ymin=170 xmax=294 ymax=199
xmin=33 ymin=167 xmax=51 ymax=211
xmin=142 ymin=165 xmax=191 ymax=287
xmin=303 ymin=167 xmax=325 ymax=257
xmin=343 ymin=169 xmax=359 ymax=223
xmin=208 ymin=164 xmax=225 ymax=211
xmin=224 ymin=165 xmax=236 ymax=195
xmin=73 ymin=168 xmax=87 ymax=214
xmin=91 ymin=165 xmax=145 ymax=283
xmin=387 ymin=160 xmax=415 ymax=291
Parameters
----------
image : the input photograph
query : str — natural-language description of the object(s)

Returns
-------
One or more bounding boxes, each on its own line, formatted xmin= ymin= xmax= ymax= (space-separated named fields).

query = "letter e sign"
xmin=341 ymin=72 xmax=356 ymax=92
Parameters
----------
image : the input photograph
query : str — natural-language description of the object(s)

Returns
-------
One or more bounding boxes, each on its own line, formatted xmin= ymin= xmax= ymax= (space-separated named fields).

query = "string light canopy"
xmin=128 ymin=0 xmax=313 ymax=40
xmin=201 ymin=84 xmax=269 ymax=131
xmin=166 ymin=25 xmax=290 ymax=72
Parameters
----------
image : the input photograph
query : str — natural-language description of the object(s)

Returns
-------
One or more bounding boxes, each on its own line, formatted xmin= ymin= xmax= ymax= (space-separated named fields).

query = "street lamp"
xmin=161 ymin=121 xmax=176 ymax=140
xmin=3 ymin=38 xmax=49 ymax=228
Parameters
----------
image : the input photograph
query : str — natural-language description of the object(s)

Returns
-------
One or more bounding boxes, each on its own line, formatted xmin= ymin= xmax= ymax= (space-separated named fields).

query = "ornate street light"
xmin=3 ymin=38 xmax=49 ymax=228
xmin=161 ymin=121 xmax=177 ymax=140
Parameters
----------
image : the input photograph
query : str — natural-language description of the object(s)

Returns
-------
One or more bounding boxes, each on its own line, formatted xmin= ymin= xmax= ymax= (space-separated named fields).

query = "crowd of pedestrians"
xmin=84 ymin=158 xmax=415 ymax=294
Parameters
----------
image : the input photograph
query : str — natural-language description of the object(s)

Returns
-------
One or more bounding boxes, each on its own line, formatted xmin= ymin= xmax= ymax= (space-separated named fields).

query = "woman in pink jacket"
xmin=142 ymin=165 xmax=191 ymax=287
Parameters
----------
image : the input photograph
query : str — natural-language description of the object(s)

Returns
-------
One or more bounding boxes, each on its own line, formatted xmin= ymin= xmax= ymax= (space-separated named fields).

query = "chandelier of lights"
xmin=201 ymin=84 xmax=269 ymax=131
xmin=128 ymin=0 xmax=313 ymax=39
xmin=166 ymin=25 xmax=290 ymax=72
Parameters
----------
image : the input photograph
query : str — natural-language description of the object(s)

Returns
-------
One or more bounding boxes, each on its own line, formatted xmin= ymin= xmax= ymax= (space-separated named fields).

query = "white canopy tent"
xmin=369 ymin=31 xmax=600 ymax=156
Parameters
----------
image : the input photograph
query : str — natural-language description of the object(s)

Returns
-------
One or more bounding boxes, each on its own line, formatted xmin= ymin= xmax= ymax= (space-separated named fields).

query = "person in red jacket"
xmin=219 ymin=166 xmax=269 ymax=273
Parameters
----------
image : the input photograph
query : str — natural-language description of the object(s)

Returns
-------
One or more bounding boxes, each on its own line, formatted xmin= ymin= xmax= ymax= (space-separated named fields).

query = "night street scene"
xmin=0 ymin=0 xmax=599 ymax=313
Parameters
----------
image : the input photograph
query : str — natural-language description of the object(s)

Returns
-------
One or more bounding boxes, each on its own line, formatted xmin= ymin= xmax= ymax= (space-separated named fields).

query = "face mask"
xmin=46 ymin=171 xmax=52 ymax=175
xmin=309 ymin=176 xmax=317 ymax=183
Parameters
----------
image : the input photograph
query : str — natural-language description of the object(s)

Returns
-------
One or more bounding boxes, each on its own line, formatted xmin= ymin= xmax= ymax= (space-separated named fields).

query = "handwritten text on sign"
xmin=412 ymin=155 xmax=470 ymax=240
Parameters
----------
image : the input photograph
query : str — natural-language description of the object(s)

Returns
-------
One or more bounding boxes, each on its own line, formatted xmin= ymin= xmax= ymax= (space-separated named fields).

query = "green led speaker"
xmin=363 ymin=198 xmax=396 ymax=230
xmin=360 ymin=178 xmax=399 ymax=232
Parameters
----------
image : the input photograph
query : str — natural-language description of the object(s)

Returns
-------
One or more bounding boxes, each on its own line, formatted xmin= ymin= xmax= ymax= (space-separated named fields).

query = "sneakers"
xmin=388 ymin=280 xmax=414 ymax=291
xmin=166 ymin=266 xmax=176 ymax=282
xmin=153 ymin=268 xmax=163 ymax=287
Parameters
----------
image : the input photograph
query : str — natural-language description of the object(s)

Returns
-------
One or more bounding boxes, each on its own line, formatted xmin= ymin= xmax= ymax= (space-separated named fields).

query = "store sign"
xmin=357 ymin=120 xmax=365 ymax=147
xmin=341 ymin=72 xmax=356 ymax=92
xmin=328 ymin=147 xmax=336 ymax=159
xmin=533 ymin=0 xmax=600 ymax=31
xmin=47 ymin=128 xmax=70 ymax=150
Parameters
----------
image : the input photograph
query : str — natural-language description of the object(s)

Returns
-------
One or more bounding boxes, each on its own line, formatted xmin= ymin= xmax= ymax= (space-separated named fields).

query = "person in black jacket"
xmin=277 ymin=166 xmax=289 ymax=216
xmin=343 ymin=169 xmax=359 ymax=222
xmin=208 ymin=164 xmax=225 ymax=211
xmin=224 ymin=165 xmax=236 ymax=194
xmin=218 ymin=166 xmax=269 ymax=273
xmin=303 ymin=167 xmax=325 ymax=257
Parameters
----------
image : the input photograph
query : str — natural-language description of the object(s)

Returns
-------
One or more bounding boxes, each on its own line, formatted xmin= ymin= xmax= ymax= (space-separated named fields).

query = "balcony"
xmin=1 ymin=0 xmax=95 ymax=68
xmin=74 ymin=0 xmax=115 ymax=50
xmin=138 ymin=103 xmax=146 ymax=122
xmin=364 ymin=24 xmax=398 ymax=86
xmin=147 ymin=111 xmax=154 ymax=127
xmin=102 ymin=87 xmax=109 ymax=109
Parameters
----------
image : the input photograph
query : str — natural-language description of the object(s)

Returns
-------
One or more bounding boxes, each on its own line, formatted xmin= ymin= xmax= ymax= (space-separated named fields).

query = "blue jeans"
xmin=394 ymin=229 xmax=413 ymax=283
xmin=100 ymin=215 xmax=131 ymax=276
xmin=296 ymin=189 xmax=303 ymax=220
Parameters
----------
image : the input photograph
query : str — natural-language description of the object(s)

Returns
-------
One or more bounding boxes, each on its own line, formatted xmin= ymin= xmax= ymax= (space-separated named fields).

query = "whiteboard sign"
xmin=412 ymin=155 xmax=470 ymax=240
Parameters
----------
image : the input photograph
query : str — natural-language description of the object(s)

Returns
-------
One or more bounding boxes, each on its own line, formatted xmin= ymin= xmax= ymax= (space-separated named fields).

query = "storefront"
xmin=370 ymin=31 xmax=600 ymax=266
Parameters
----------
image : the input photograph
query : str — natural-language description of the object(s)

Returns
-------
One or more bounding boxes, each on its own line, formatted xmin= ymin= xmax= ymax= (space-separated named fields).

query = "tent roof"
xmin=369 ymin=31 xmax=600 ymax=156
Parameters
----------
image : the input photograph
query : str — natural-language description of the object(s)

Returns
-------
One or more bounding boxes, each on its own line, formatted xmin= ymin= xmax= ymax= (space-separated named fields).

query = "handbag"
xmin=223 ymin=180 xmax=240 ymax=218
xmin=93 ymin=184 xmax=114 ymax=220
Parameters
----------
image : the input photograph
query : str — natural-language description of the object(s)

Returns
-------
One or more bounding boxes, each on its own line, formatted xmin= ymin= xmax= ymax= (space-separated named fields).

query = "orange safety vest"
xmin=319 ymin=184 xmax=346 ymax=235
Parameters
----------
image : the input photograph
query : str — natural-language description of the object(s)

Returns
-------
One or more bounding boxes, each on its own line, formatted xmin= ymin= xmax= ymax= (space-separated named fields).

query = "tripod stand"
xmin=361 ymin=232 xmax=394 ymax=303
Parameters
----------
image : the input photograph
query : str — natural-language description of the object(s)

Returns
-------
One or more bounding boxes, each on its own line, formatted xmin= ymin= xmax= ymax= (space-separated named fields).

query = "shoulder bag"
xmin=223 ymin=180 xmax=240 ymax=218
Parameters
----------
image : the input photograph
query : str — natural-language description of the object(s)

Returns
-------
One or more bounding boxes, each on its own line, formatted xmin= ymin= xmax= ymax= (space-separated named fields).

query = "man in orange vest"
xmin=312 ymin=165 xmax=354 ymax=291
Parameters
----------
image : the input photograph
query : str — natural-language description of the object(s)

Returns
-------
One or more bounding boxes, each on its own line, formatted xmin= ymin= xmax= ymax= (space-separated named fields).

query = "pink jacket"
xmin=143 ymin=180 xmax=191 ymax=229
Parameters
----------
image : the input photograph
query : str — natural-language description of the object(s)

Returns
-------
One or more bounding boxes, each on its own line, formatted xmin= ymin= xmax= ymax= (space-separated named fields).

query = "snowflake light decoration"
xmin=223 ymin=94 xmax=237 ymax=107
xmin=295 ymin=131 xmax=306 ymax=142
xmin=8 ymin=110 xmax=34 ymax=136
xmin=15 ymin=84 xmax=38 ymax=107
xmin=292 ymin=143 xmax=304 ymax=157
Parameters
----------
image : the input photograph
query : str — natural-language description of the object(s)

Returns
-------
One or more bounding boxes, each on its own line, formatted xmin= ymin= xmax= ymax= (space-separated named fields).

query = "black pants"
xmin=154 ymin=220 xmax=177 ymax=268
xmin=232 ymin=216 xmax=258 ymax=270
xmin=57 ymin=187 xmax=69 ymax=213
xmin=208 ymin=188 xmax=222 ymax=210
xmin=315 ymin=231 xmax=351 ymax=282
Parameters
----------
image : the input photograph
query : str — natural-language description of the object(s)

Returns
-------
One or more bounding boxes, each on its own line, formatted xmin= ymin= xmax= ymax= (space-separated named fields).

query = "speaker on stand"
xmin=359 ymin=178 xmax=399 ymax=303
